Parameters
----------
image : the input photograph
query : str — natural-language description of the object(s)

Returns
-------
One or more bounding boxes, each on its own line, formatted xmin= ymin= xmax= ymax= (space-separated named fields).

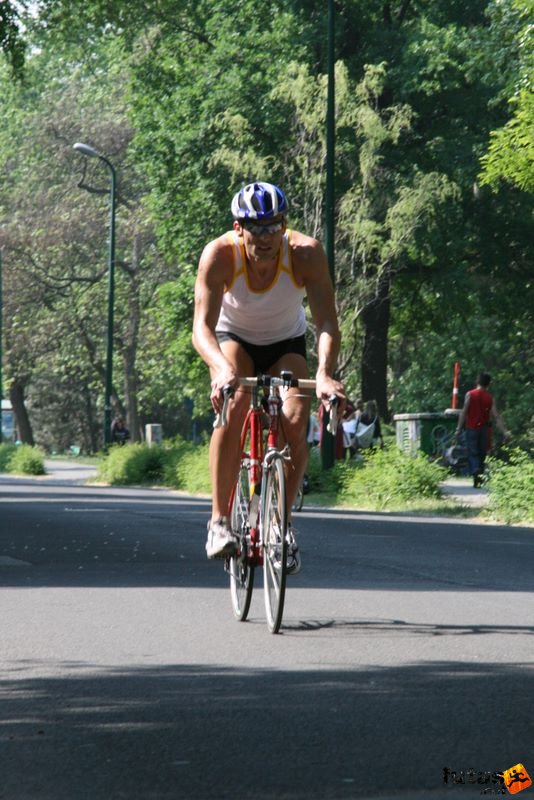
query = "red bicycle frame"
xmin=227 ymin=383 xmax=283 ymax=566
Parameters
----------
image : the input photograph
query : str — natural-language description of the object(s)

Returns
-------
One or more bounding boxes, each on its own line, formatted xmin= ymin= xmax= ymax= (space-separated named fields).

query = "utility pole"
xmin=73 ymin=143 xmax=117 ymax=448
xmin=321 ymin=0 xmax=336 ymax=469
xmin=0 ymin=250 xmax=3 ymax=441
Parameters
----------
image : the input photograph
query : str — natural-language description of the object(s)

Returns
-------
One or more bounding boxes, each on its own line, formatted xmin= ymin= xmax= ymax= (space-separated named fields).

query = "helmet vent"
xmin=231 ymin=181 xmax=288 ymax=219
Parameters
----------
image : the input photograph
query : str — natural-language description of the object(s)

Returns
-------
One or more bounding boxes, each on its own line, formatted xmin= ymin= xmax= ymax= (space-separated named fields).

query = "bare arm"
xmin=490 ymin=401 xmax=509 ymax=438
xmin=456 ymin=393 xmax=470 ymax=432
xmin=192 ymin=238 xmax=237 ymax=409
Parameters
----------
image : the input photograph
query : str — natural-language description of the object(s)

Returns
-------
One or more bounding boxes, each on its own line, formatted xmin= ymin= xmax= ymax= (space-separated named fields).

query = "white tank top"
xmin=216 ymin=229 xmax=306 ymax=345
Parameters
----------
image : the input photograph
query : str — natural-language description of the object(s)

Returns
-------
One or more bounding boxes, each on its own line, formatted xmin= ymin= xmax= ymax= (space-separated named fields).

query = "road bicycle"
xmin=214 ymin=371 xmax=338 ymax=634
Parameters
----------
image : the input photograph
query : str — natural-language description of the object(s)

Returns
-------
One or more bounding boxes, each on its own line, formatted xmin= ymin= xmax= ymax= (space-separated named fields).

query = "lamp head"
xmin=73 ymin=142 xmax=100 ymax=158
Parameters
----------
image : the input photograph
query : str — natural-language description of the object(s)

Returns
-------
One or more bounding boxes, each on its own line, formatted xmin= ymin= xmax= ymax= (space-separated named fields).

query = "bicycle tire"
xmin=292 ymin=482 xmax=304 ymax=512
xmin=229 ymin=459 xmax=254 ymax=621
xmin=262 ymin=455 xmax=288 ymax=634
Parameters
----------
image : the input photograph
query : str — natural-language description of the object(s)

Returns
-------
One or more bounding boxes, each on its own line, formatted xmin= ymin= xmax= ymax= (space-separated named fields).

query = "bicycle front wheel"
xmin=229 ymin=459 xmax=254 ymax=621
xmin=262 ymin=455 xmax=288 ymax=634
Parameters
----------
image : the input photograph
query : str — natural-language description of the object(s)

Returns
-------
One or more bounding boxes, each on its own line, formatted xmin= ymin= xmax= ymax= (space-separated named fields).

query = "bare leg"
xmin=209 ymin=341 xmax=254 ymax=522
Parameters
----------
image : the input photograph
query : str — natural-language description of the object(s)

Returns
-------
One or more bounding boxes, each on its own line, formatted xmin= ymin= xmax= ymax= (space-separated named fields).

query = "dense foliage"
xmin=487 ymin=449 xmax=534 ymax=524
xmin=95 ymin=438 xmax=211 ymax=494
xmin=94 ymin=440 xmax=448 ymax=513
xmin=0 ymin=0 xmax=532 ymax=456
xmin=0 ymin=443 xmax=46 ymax=474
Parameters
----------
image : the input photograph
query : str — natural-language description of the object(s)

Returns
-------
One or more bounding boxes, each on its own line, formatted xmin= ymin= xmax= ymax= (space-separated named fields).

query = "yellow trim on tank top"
xmin=223 ymin=229 xmax=301 ymax=293
xmin=223 ymin=231 xmax=241 ymax=292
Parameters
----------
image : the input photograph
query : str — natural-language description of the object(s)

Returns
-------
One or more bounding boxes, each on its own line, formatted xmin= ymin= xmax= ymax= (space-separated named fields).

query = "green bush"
xmin=487 ymin=449 xmax=534 ymax=525
xmin=95 ymin=438 xmax=211 ymax=492
xmin=306 ymin=446 xmax=346 ymax=496
xmin=336 ymin=445 xmax=447 ymax=510
xmin=96 ymin=443 xmax=165 ymax=485
xmin=7 ymin=444 xmax=46 ymax=475
xmin=0 ymin=443 xmax=17 ymax=471
xmin=162 ymin=438 xmax=211 ymax=494
xmin=93 ymin=438 xmax=454 ymax=514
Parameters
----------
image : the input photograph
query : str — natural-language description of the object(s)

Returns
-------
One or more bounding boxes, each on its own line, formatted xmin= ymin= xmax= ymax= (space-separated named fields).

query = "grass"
xmin=47 ymin=453 xmax=102 ymax=466
xmin=304 ymin=445 xmax=448 ymax=512
xmin=301 ymin=491 xmax=481 ymax=517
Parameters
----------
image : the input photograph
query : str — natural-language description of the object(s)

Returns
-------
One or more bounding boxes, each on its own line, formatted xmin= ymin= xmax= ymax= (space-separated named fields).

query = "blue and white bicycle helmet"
xmin=231 ymin=181 xmax=288 ymax=220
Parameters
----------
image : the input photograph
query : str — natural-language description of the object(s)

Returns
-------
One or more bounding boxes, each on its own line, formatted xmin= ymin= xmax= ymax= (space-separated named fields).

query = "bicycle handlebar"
xmin=326 ymin=395 xmax=339 ymax=436
xmin=238 ymin=375 xmax=317 ymax=390
xmin=213 ymin=375 xmax=340 ymax=435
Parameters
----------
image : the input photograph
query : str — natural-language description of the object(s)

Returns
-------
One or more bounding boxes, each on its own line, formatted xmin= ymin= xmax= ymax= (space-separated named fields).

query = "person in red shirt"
xmin=456 ymin=372 xmax=509 ymax=487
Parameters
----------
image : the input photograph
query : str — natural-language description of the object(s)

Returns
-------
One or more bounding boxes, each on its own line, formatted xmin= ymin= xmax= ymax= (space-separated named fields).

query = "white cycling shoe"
xmin=286 ymin=528 xmax=302 ymax=575
xmin=273 ymin=527 xmax=301 ymax=576
xmin=206 ymin=517 xmax=238 ymax=559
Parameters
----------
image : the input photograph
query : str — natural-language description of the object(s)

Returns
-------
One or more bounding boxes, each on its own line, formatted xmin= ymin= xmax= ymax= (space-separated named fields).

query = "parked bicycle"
xmin=431 ymin=425 xmax=468 ymax=473
xmin=214 ymin=371 xmax=338 ymax=634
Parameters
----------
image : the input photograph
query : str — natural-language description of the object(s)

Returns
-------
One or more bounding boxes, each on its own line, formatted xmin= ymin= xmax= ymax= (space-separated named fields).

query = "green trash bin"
xmin=393 ymin=411 xmax=460 ymax=456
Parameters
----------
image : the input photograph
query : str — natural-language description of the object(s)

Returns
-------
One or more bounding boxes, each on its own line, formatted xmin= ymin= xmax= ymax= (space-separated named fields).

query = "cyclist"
xmin=192 ymin=181 xmax=345 ymax=568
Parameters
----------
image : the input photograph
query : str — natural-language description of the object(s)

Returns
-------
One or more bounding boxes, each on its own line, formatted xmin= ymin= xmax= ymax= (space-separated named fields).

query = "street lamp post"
xmin=0 ymin=250 xmax=3 ymax=440
xmin=322 ymin=0 xmax=336 ymax=470
xmin=73 ymin=142 xmax=117 ymax=448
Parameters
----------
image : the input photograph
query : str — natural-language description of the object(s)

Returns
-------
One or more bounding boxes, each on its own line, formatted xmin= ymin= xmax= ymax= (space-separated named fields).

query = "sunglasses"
xmin=241 ymin=219 xmax=285 ymax=236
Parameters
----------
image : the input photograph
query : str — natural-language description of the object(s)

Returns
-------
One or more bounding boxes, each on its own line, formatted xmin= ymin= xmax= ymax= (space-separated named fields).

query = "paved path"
xmin=439 ymin=477 xmax=489 ymax=508
xmin=39 ymin=462 xmax=489 ymax=513
xmin=44 ymin=459 xmax=98 ymax=483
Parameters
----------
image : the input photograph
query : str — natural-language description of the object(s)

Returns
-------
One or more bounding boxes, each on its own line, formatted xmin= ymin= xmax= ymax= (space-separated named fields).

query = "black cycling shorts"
xmin=216 ymin=331 xmax=307 ymax=374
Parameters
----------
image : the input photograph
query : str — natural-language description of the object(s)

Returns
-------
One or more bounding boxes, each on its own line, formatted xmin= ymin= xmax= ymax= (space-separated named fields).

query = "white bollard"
xmin=145 ymin=424 xmax=162 ymax=447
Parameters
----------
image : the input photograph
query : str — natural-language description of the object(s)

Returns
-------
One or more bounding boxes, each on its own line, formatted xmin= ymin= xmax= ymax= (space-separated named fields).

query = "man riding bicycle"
xmin=192 ymin=181 xmax=345 ymax=570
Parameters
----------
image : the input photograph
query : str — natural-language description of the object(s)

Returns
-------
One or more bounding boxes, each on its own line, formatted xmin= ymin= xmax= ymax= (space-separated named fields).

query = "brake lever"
xmin=326 ymin=395 xmax=339 ymax=436
xmin=213 ymin=384 xmax=235 ymax=429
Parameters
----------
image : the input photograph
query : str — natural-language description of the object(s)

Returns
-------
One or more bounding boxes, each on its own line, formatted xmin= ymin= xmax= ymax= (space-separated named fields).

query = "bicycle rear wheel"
xmin=229 ymin=459 xmax=254 ymax=621
xmin=262 ymin=456 xmax=288 ymax=634
xmin=292 ymin=482 xmax=304 ymax=512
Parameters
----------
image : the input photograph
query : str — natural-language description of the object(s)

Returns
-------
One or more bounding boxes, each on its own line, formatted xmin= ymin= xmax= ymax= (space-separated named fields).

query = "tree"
xmin=2 ymin=0 xmax=533 ymax=449
xmin=0 ymin=0 xmax=26 ymax=75
xmin=479 ymin=0 xmax=534 ymax=191
xmin=0 ymin=38 xmax=171 ymax=449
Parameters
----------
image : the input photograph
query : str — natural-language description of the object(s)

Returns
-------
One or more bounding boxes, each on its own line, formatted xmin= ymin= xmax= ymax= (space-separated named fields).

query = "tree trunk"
xmin=9 ymin=378 xmax=34 ymax=445
xmin=82 ymin=382 xmax=99 ymax=453
xmin=360 ymin=273 xmax=391 ymax=421
xmin=123 ymin=356 xmax=141 ymax=442
xmin=119 ymin=235 xmax=143 ymax=441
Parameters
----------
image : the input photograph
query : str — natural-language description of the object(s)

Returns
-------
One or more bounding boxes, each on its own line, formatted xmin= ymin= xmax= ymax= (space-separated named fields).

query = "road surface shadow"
xmin=1 ymin=659 xmax=531 ymax=799
xmin=283 ymin=618 xmax=534 ymax=637
xmin=2 ymin=484 xmax=534 ymax=591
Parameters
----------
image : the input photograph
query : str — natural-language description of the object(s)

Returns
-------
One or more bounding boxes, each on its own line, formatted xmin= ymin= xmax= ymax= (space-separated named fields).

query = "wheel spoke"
xmin=229 ymin=459 xmax=254 ymax=621
xmin=263 ymin=457 xmax=287 ymax=633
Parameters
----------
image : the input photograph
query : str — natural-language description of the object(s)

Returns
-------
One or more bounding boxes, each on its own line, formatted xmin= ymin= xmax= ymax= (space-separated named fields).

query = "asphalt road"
xmin=1 ymin=464 xmax=533 ymax=800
